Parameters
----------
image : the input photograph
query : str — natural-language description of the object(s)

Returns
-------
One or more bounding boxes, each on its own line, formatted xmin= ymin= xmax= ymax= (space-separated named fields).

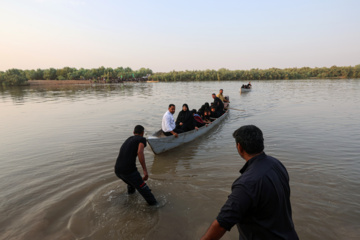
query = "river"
xmin=0 ymin=79 xmax=359 ymax=239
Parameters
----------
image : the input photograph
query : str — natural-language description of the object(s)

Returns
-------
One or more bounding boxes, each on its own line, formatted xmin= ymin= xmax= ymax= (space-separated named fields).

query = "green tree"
xmin=43 ymin=68 xmax=57 ymax=80
xmin=3 ymin=69 xmax=27 ymax=86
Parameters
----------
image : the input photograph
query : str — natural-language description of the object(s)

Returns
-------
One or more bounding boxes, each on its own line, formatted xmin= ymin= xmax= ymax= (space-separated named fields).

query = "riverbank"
xmin=28 ymin=80 xmax=92 ymax=85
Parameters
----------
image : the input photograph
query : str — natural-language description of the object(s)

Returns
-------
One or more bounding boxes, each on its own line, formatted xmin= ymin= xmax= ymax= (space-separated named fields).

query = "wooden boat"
xmin=147 ymin=109 xmax=229 ymax=154
xmin=240 ymin=86 xmax=252 ymax=92
xmin=147 ymin=80 xmax=159 ymax=83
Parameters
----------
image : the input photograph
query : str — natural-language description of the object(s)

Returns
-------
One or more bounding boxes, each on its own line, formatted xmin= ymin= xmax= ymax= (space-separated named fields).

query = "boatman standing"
xmin=216 ymin=89 xmax=229 ymax=103
xmin=114 ymin=125 xmax=157 ymax=205
xmin=201 ymin=125 xmax=299 ymax=240
xmin=162 ymin=104 xmax=183 ymax=137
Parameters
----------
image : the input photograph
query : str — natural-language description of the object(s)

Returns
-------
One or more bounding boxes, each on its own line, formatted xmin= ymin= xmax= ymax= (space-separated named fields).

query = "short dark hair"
xmin=134 ymin=125 xmax=144 ymax=134
xmin=169 ymin=104 xmax=175 ymax=108
xmin=212 ymin=93 xmax=216 ymax=95
xmin=233 ymin=125 xmax=264 ymax=154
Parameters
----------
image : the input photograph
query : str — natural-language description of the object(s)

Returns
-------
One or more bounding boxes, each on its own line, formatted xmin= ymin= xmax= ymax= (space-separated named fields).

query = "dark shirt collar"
xmin=240 ymin=152 xmax=266 ymax=174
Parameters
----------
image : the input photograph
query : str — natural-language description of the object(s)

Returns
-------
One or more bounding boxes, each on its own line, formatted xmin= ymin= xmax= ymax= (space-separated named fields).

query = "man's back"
xmin=217 ymin=153 xmax=298 ymax=240
xmin=114 ymin=135 xmax=146 ymax=175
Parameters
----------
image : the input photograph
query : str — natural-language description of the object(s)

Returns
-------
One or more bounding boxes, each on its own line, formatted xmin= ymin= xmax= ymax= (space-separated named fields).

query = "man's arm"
xmin=170 ymin=130 xmax=178 ymax=137
xmin=137 ymin=142 xmax=148 ymax=181
xmin=201 ymin=220 xmax=226 ymax=240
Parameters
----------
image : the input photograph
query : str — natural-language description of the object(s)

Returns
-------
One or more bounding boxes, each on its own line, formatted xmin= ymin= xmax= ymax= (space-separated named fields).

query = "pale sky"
xmin=1 ymin=0 xmax=359 ymax=72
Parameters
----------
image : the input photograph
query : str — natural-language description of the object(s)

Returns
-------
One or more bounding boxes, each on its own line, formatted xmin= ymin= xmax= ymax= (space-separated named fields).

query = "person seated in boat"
xmin=210 ymin=106 xmax=221 ymax=119
xmin=242 ymin=82 xmax=252 ymax=89
xmin=202 ymin=108 xmax=212 ymax=123
xmin=216 ymin=89 xmax=229 ymax=103
xmin=192 ymin=109 xmax=206 ymax=128
xmin=176 ymin=104 xmax=196 ymax=132
xmin=198 ymin=102 xmax=210 ymax=118
xmin=212 ymin=93 xmax=225 ymax=114
xmin=162 ymin=104 xmax=184 ymax=137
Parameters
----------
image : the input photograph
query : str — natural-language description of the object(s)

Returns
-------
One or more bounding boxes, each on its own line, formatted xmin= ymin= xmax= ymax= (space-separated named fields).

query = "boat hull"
xmin=240 ymin=87 xmax=251 ymax=92
xmin=147 ymin=110 xmax=229 ymax=154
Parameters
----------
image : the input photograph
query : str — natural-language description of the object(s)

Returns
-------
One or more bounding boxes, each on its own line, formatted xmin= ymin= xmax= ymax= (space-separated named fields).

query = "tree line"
xmin=1 ymin=65 xmax=359 ymax=86
xmin=148 ymin=65 xmax=360 ymax=81
xmin=0 ymin=66 xmax=153 ymax=86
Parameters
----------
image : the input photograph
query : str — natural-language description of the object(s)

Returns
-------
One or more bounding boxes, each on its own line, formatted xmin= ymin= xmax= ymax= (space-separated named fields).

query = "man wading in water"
xmin=114 ymin=125 xmax=157 ymax=205
xmin=201 ymin=125 xmax=298 ymax=240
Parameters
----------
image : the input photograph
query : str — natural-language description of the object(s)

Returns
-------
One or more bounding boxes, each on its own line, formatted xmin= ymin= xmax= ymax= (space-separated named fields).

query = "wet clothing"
xmin=114 ymin=135 xmax=157 ymax=205
xmin=115 ymin=171 xmax=157 ymax=205
xmin=216 ymin=152 xmax=299 ymax=240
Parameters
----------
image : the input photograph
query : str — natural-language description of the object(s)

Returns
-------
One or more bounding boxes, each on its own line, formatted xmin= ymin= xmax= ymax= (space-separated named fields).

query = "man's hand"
xmin=171 ymin=131 xmax=178 ymax=138
xmin=143 ymin=170 xmax=149 ymax=181
xmin=179 ymin=122 xmax=183 ymax=126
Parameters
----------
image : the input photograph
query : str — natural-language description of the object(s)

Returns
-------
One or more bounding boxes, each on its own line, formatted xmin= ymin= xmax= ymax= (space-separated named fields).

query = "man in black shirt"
xmin=201 ymin=125 xmax=298 ymax=240
xmin=114 ymin=125 xmax=157 ymax=205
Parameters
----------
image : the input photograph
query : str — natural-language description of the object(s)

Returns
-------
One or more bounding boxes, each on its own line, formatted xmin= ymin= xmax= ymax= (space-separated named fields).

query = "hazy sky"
xmin=1 ymin=0 xmax=359 ymax=72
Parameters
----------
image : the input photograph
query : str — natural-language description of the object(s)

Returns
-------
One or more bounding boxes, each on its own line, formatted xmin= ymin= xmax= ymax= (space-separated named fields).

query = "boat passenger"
xmin=162 ymin=104 xmax=184 ymax=137
xmin=212 ymin=93 xmax=224 ymax=114
xmin=176 ymin=104 xmax=196 ymax=132
xmin=210 ymin=106 xmax=221 ymax=119
xmin=216 ymin=89 xmax=229 ymax=103
xmin=242 ymin=82 xmax=252 ymax=89
xmin=192 ymin=109 xmax=206 ymax=128
xmin=203 ymin=108 xmax=212 ymax=123
xmin=198 ymin=102 xmax=210 ymax=118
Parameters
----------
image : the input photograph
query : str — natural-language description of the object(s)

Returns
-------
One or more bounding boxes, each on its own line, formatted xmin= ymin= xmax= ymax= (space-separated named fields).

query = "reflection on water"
xmin=0 ymin=83 xmax=154 ymax=105
xmin=1 ymin=80 xmax=360 ymax=240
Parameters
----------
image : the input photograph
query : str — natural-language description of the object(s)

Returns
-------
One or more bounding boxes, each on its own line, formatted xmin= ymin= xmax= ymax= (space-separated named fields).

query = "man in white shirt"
xmin=162 ymin=104 xmax=183 ymax=137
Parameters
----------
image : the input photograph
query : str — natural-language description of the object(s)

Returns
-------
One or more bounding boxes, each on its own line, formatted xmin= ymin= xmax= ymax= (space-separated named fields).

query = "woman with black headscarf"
xmin=198 ymin=102 xmax=210 ymax=118
xmin=176 ymin=104 xmax=195 ymax=132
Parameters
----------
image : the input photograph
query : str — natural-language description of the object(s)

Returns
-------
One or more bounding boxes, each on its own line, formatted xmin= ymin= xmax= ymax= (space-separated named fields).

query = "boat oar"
xmin=229 ymin=107 xmax=245 ymax=111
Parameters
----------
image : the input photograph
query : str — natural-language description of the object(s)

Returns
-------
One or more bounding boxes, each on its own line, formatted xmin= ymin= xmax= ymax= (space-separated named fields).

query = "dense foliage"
xmin=1 ymin=65 xmax=359 ymax=86
xmin=148 ymin=65 xmax=360 ymax=81
xmin=0 ymin=67 xmax=153 ymax=86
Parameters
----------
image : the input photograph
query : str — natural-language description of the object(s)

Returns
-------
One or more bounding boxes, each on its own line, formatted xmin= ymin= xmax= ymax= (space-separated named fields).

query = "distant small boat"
xmin=240 ymin=86 xmax=252 ymax=92
xmin=240 ymin=82 xmax=252 ymax=92
xmin=147 ymin=80 xmax=159 ymax=83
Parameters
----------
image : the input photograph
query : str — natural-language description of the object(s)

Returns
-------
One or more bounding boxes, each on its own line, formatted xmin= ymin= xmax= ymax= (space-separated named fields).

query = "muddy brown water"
xmin=1 ymin=80 xmax=359 ymax=239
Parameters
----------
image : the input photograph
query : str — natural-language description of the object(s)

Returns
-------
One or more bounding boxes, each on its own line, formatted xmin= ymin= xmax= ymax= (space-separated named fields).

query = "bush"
xmin=2 ymin=69 xmax=27 ymax=86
